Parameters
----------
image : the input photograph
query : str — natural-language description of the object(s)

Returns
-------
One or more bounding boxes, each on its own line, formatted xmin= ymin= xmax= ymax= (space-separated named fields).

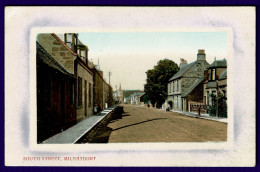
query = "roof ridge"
xmin=36 ymin=42 xmax=72 ymax=76
xmin=182 ymin=77 xmax=204 ymax=97
xmin=169 ymin=60 xmax=197 ymax=81
xmin=51 ymin=33 xmax=78 ymax=56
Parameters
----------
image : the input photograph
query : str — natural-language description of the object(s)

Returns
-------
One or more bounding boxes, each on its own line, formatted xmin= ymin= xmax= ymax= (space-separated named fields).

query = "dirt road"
xmin=106 ymin=104 xmax=227 ymax=142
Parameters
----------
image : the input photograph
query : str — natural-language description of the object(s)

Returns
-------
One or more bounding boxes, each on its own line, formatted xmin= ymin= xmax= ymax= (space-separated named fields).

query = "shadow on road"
xmin=76 ymin=106 xmax=126 ymax=143
xmin=112 ymin=118 xmax=167 ymax=131
xmin=76 ymin=107 xmax=167 ymax=143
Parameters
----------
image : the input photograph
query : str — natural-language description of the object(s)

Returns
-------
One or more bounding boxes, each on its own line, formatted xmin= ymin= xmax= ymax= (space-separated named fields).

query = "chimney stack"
xmin=180 ymin=58 xmax=188 ymax=69
xmin=197 ymin=49 xmax=206 ymax=61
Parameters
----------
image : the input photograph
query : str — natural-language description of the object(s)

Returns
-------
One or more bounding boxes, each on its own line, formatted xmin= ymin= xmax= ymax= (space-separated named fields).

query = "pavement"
xmin=42 ymin=105 xmax=118 ymax=144
xmin=170 ymin=109 xmax=228 ymax=123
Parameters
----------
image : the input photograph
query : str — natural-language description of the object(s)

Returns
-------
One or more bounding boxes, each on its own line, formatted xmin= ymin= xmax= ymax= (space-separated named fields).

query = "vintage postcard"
xmin=5 ymin=7 xmax=255 ymax=166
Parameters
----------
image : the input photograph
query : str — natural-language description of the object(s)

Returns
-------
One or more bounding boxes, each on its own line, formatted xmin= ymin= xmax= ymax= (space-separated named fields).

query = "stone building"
xmin=130 ymin=92 xmax=145 ymax=105
xmin=124 ymin=96 xmax=131 ymax=104
xmin=37 ymin=33 xmax=94 ymax=122
xmin=36 ymin=42 xmax=77 ymax=142
xmin=92 ymin=67 xmax=105 ymax=109
xmin=167 ymin=49 xmax=210 ymax=112
xmin=204 ymin=59 xmax=227 ymax=106
xmin=37 ymin=33 xmax=115 ymax=141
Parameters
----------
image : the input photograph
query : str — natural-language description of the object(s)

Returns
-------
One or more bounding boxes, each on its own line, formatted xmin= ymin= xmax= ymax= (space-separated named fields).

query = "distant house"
xmin=124 ymin=96 xmax=131 ymax=104
xmin=204 ymin=59 xmax=227 ymax=106
xmin=167 ymin=49 xmax=210 ymax=112
xmin=130 ymin=92 xmax=145 ymax=105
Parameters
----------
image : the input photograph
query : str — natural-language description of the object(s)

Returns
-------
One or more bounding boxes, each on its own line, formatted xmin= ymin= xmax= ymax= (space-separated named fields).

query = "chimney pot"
xmin=180 ymin=58 xmax=188 ymax=69
xmin=197 ymin=49 xmax=206 ymax=61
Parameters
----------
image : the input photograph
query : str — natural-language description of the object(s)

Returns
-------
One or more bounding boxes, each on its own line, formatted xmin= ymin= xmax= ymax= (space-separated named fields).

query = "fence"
xmin=189 ymin=104 xmax=209 ymax=113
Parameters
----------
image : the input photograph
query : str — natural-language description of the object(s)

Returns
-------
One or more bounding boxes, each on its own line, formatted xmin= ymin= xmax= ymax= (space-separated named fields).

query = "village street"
xmin=87 ymin=104 xmax=227 ymax=143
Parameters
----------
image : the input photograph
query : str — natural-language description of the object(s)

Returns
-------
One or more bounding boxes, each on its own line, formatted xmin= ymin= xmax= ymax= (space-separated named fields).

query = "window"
xmin=66 ymin=34 xmax=72 ymax=42
xmin=78 ymin=77 xmax=82 ymax=106
xmin=173 ymin=81 xmax=175 ymax=92
xmin=65 ymin=33 xmax=73 ymax=49
xmin=177 ymin=80 xmax=179 ymax=91
xmin=74 ymin=37 xmax=77 ymax=46
xmin=81 ymin=50 xmax=85 ymax=60
xmin=212 ymin=69 xmax=216 ymax=80
xmin=88 ymin=83 xmax=92 ymax=107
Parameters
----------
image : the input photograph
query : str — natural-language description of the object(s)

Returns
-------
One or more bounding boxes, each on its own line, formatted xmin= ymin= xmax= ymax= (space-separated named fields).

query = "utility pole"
xmin=108 ymin=71 xmax=111 ymax=85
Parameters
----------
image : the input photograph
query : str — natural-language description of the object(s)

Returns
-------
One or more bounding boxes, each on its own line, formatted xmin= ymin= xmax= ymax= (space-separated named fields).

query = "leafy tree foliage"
xmin=144 ymin=59 xmax=179 ymax=108
xmin=209 ymin=92 xmax=227 ymax=118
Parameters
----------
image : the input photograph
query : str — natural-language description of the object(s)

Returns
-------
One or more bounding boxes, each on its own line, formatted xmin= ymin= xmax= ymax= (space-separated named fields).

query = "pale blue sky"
xmin=78 ymin=32 xmax=227 ymax=90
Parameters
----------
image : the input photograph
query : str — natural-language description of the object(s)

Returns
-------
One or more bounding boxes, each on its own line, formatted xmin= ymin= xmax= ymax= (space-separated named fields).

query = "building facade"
xmin=204 ymin=59 xmax=227 ymax=106
xmin=130 ymin=92 xmax=145 ymax=105
xmin=36 ymin=42 xmax=77 ymax=142
xmin=37 ymin=33 xmax=114 ymax=142
xmin=203 ymin=59 xmax=227 ymax=117
xmin=167 ymin=49 xmax=210 ymax=112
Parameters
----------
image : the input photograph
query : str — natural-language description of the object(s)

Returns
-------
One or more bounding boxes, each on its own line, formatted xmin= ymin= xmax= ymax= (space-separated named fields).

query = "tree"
xmin=209 ymin=92 xmax=227 ymax=118
xmin=144 ymin=59 xmax=179 ymax=108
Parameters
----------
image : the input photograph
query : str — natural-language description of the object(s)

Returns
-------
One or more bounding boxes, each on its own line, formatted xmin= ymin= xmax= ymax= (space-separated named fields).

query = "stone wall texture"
xmin=37 ymin=34 xmax=76 ymax=74
xmin=77 ymin=63 xmax=94 ymax=121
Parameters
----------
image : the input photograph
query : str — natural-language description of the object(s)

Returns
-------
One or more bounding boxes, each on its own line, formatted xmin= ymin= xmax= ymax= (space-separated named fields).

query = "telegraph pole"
xmin=108 ymin=71 xmax=112 ymax=85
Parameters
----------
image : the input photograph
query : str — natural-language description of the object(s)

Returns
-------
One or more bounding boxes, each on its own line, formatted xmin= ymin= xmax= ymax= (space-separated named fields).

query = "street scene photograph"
xmin=36 ymin=31 xmax=228 ymax=144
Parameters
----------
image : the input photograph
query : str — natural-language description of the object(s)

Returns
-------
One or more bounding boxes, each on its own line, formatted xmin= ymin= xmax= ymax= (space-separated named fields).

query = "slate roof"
xmin=36 ymin=42 xmax=73 ymax=77
xmin=169 ymin=61 xmax=196 ymax=81
xmin=134 ymin=92 xmax=145 ymax=96
xmin=206 ymin=81 xmax=217 ymax=89
xmin=219 ymin=70 xmax=227 ymax=80
xmin=182 ymin=77 xmax=204 ymax=97
xmin=209 ymin=59 xmax=227 ymax=68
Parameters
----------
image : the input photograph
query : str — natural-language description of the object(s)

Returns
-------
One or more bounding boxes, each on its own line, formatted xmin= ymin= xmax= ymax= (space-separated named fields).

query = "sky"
xmin=78 ymin=32 xmax=227 ymax=90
